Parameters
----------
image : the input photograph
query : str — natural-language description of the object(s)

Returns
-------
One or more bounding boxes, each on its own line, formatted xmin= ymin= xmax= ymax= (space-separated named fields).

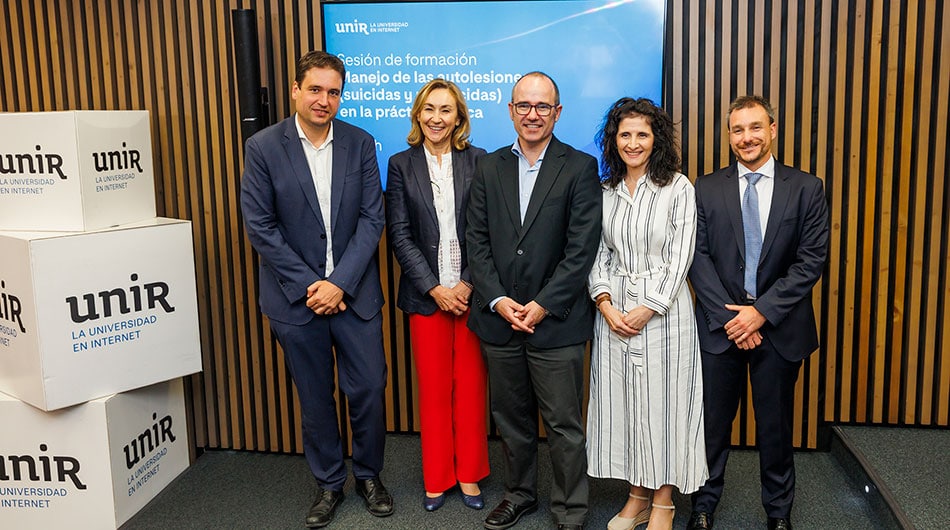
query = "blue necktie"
xmin=742 ymin=173 xmax=763 ymax=297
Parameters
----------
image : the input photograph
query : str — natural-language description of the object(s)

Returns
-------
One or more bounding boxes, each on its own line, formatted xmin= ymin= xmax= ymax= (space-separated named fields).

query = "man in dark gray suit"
xmin=466 ymin=72 xmax=602 ymax=530
xmin=686 ymin=95 xmax=829 ymax=530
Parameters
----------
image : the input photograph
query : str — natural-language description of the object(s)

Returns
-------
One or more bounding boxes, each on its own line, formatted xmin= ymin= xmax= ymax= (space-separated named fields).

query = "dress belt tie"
xmin=613 ymin=266 xmax=662 ymax=280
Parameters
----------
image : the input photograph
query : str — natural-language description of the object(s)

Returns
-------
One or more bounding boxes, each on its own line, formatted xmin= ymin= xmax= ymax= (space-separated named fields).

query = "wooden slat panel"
xmin=0 ymin=1 xmax=14 ymax=111
xmin=935 ymin=3 xmax=950 ymax=427
xmin=31 ymin=1 xmax=51 ymax=110
xmin=9 ymin=1 xmax=29 ymax=109
xmin=839 ymin=3 xmax=868 ymax=422
xmin=686 ymin=0 xmax=699 ymax=182
xmin=898 ymin=0 xmax=921 ymax=425
xmin=877 ymin=0 xmax=900 ymax=425
xmin=834 ymin=0 xmax=856 ymax=424
xmin=912 ymin=0 xmax=935 ymax=426
xmin=821 ymin=0 xmax=842 ymax=424
xmin=810 ymin=0 xmax=833 ymax=449
xmin=861 ymin=0 xmax=876 ymax=423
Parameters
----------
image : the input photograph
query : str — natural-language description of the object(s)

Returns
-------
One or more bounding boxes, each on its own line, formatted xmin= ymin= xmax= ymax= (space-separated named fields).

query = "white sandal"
xmin=606 ymin=493 xmax=652 ymax=530
xmin=646 ymin=502 xmax=675 ymax=530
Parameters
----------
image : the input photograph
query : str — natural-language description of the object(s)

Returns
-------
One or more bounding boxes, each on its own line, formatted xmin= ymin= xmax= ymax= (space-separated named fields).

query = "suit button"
xmin=318 ymin=263 xmax=325 ymax=269
xmin=517 ymin=249 xmax=524 ymax=255
xmin=320 ymin=234 xmax=326 ymax=239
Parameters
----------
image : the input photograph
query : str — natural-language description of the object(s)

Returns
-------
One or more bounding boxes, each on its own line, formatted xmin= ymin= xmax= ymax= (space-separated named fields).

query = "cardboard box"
xmin=0 ymin=218 xmax=202 ymax=411
xmin=0 ymin=379 xmax=190 ymax=528
xmin=0 ymin=111 xmax=157 ymax=231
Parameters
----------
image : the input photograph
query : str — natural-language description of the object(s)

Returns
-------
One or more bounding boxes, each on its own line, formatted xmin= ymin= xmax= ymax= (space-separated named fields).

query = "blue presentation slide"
xmin=323 ymin=0 xmax=665 ymax=186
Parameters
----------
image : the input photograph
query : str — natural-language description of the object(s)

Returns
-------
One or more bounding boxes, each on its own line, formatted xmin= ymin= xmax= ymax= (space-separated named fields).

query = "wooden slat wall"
xmin=1 ymin=0 xmax=946 ymax=454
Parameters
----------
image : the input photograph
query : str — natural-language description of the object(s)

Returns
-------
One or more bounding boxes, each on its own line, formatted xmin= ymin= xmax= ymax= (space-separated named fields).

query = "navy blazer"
xmin=240 ymin=116 xmax=385 ymax=325
xmin=688 ymin=160 xmax=829 ymax=361
xmin=385 ymin=144 xmax=487 ymax=315
xmin=465 ymin=137 xmax=602 ymax=348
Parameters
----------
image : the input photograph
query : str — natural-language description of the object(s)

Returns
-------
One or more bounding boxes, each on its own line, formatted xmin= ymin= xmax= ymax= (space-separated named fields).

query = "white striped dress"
xmin=586 ymin=172 xmax=708 ymax=493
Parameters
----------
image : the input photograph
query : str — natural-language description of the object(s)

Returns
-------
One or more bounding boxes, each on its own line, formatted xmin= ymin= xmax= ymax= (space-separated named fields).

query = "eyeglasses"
xmin=512 ymin=102 xmax=557 ymax=116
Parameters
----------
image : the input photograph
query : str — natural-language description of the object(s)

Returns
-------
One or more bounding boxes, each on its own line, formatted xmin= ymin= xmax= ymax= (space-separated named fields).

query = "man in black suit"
xmin=686 ymin=95 xmax=829 ymax=530
xmin=466 ymin=72 xmax=602 ymax=530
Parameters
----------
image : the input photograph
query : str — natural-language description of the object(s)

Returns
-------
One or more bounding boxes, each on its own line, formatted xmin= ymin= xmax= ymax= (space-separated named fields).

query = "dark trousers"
xmin=270 ymin=310 xmax=387 ymax=491
xmin=692 ymin=339 xmax=802 ymax=518
xmin=482 ymin=340 xmax=589 ymax=525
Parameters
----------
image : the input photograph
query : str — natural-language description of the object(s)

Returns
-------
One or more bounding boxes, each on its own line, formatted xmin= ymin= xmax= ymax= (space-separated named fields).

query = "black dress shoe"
xmin=356 ymin=477 xmax=394 ymax=517
xmin=686 ymin=511 xmax=714 ymax=530
xmin=306 ymin=488 xmax=343 ymax=528
xmin=767 ymin=517 xmax=792 ymax=530
xmin=484 ymin=499 xmax=538 ymax=530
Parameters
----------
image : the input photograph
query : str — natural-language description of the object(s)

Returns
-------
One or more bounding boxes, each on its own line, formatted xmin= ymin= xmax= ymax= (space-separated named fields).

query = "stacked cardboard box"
xmin=0 ymin=111 xmax=202 ymax=527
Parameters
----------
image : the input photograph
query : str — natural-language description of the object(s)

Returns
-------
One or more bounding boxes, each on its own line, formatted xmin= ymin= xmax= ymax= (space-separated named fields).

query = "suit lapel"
xmin=498 ymin=149 xmax=522 ymax=231
xmin=329 ymin=121 xmax=346 ymax=234
xmin=452 ymin=149 xmax=466 ymax=226
xmin=760 ymin=163 xmax=791 ymax=262
xmin=722 ymin=164 xmax=745 ymax=259
xmin=519 ymin=139 xmax=565 ymax=241
xmin=410 ymin=146 xmax=439 ymax=228
xmin=281 ymin=118 xmax=325 ymax=230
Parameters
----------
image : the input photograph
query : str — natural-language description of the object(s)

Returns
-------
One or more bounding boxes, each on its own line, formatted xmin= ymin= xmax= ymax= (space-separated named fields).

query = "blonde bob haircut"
xmin=406 ymin=78 xmax=472 ymax=151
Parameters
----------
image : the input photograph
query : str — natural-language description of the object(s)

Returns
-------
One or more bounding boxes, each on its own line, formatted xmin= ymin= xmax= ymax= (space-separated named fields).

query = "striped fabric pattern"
xmin=586 ymin=173 xmax=708 ymax=493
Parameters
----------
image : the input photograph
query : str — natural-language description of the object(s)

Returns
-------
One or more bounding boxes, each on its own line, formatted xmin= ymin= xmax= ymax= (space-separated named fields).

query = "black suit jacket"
xmin=465 ymin=136 xmax=602 ymax=348
xmin=385 ymin=144 xmax=487 ymax=315
xmin=688 ymin=160 xmax=829 ymax=361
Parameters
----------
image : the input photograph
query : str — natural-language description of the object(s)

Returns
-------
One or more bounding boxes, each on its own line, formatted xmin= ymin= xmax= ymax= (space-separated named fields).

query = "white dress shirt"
xmin=295 ymin=115 xmax=335 ymax=275
xmin=424 ymin=147 xmax=461 ymax=288
xmin=511 ymin=140 xmax=550 ymax=222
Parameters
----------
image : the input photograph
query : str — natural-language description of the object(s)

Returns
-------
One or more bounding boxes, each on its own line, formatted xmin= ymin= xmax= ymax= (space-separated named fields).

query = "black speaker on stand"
xmin=231 ymin=9 xmax=267 ymax=144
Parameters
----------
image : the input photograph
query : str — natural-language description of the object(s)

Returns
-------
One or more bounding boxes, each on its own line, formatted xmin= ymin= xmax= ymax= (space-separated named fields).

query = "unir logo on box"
xmin=0 ymin=146 xmax=67 ymax=179
xmin=0 ymin=444 xmax=86 ymax=490
xmin=65 ymin=273 xmax=175 ymax=324
xmin=0 ymin=280 xmax=26 ymax=335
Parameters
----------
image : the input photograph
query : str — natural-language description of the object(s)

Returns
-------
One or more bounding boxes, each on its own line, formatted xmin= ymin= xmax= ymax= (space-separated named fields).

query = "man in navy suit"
xmin=240 ymin=51 xmax=392 ymax=528
xmin=686 ymin=95 xmax=829 ymax=530
xmin=466 ymin=72 xmax=602 ymax=530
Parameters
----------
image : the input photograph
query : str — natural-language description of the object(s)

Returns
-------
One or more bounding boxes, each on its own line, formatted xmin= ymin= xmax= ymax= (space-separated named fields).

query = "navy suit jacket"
xmin=465 ymin=137 xmax=602 ymax=348
xmin=688 ymin=160 xmax=829 ymax=361
xmin=240 ymin=116 xmax=385 ymax=325
xmin=385 ymin=144 xmax=486 ymax=315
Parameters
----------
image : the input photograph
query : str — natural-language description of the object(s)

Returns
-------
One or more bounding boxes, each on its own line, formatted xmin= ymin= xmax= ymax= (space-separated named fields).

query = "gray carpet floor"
xmin=838 ymin=426 xmax=949 ymax=530
xmin=121 ymin=433 xmax=887 ymax=529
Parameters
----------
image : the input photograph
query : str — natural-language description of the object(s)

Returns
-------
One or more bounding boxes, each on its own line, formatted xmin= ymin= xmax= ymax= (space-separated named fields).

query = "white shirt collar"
xmin=423 ymin=145 xmax=453 ymax=165
xmin=295 ymin=114 xmax=333 ymax=150
xmin=737 ymin=155 xmax=775 ymax=180
xmin=510 ymin=139 xmax=551 ymax=166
